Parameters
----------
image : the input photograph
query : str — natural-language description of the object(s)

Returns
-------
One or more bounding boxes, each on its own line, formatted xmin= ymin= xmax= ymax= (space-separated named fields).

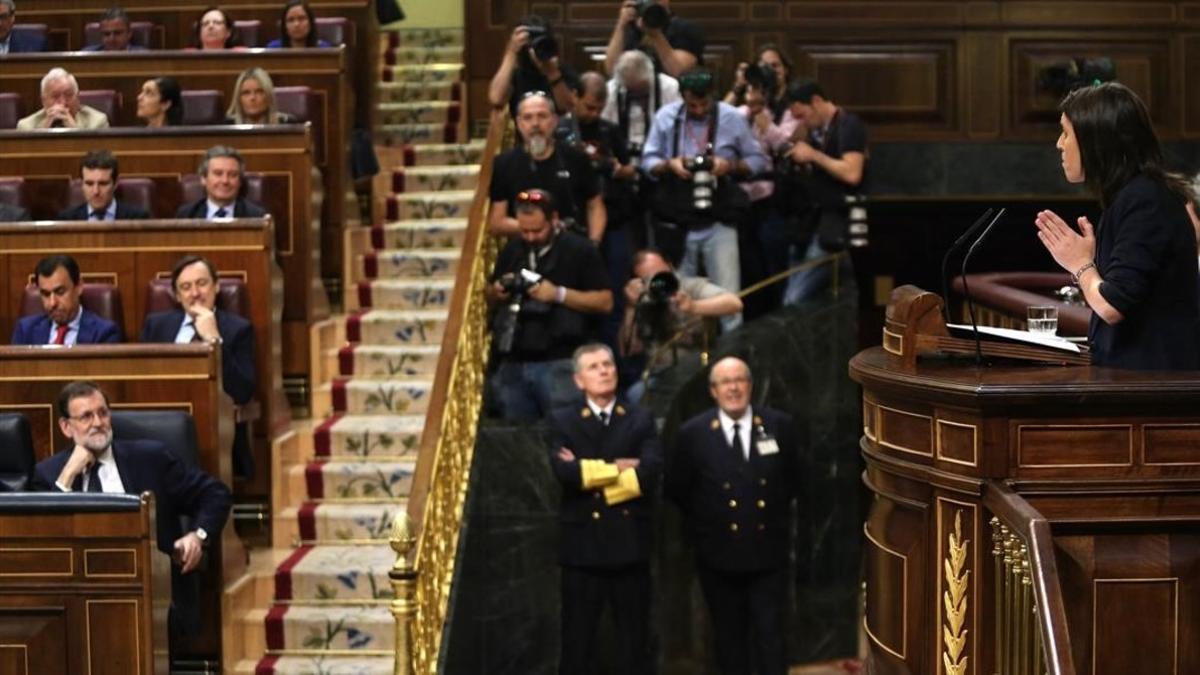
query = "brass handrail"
xmin=983 ymin=481 xmax=1077 ymax=675
xmin=389 ymin=107 xmax=510 ymax=674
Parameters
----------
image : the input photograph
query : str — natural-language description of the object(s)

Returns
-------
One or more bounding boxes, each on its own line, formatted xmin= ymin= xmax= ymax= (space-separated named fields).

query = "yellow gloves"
xmin=578 ymin=459 xmax=642 ymax=506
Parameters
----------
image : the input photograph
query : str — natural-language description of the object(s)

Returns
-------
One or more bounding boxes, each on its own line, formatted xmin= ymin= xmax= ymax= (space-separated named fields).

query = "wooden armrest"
xmin=234 ymin=400 xmax=261 ymax=425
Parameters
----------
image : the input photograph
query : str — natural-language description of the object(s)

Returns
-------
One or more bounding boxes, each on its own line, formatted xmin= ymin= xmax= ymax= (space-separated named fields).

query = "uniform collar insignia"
xmin=710 ymin=417 xmax=721 ymax=431
xmin=581 ymin=407 xmax=592 ymax=418
xmin=753 ymin=415 xmax=763 ymax=426
xmin=615 ymin=405 xmax=626 ymax=416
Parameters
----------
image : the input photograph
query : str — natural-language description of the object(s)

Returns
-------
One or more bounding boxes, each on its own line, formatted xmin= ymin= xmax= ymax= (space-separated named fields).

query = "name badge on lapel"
xmin=754 ymin=421 xmax=779 ymax=456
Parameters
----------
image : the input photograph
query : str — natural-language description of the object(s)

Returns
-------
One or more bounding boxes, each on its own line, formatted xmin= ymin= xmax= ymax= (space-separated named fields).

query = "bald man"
xmin=665 ymin=356 xmax=799 ymax=675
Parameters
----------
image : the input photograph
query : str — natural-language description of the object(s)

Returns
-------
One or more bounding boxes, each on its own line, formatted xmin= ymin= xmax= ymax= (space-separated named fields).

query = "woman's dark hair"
xmin=1060 ymin=82 xmax=1190 ymax=207
xmin=154 ymin=76 xmax=184 ymax=126
xmin=189 ymin=6 xmax=241 ymax=49
xmin=756 ymin=43 xmax=793 ymax=79
xmin=278 ymin=0 xmax=318 ymax=48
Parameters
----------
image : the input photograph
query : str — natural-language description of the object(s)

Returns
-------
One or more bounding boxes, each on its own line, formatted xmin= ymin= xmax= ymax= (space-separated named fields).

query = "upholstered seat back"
xmin=78 ymin=90 xmax=122 ymax=121
xmin=0 ymin=93 xmax=23 ymax=129
xmin=181 ymin=90 xmax=225 ymax=125
xmin=0 ymin=177 xmax=30 ymax=211
xmin=315 ymin=17 xmax=353 ymax=47
xmin=0 ymin=414 xmax=35 ymax=493
xmin=144 ymin=277 xmax=249 ymax=320
xmin=20 ymin=284 xmax=126 ymax=331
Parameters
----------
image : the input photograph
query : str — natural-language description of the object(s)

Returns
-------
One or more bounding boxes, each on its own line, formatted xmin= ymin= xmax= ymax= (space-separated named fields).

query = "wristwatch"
xmin=195 ymin=527 xmax=209 ymax=543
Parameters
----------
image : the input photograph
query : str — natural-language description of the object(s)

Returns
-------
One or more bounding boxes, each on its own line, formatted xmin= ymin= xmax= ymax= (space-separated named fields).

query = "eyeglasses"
xmin=67 ymin=407 xmax=111 ymax=425
xmin=520 ymin=89 xmax=552 ymax=101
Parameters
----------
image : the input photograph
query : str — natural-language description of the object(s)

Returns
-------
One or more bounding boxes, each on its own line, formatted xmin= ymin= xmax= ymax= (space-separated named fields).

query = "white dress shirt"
xmin=89 ymin=199 xmax=118 ymax=221
xmin=206 ymin=199 xmax=234 ymax=219
xmin=586 ymin=398 xmax=616 ymax=425
xmin=173 ymin=317 xmax=201 ymax=343
xmin=718 ymin=406 xmax=754 ymax=461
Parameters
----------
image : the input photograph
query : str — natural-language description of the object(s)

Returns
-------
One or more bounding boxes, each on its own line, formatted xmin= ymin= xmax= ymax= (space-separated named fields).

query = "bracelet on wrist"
xmin=1071 ymin=261 xmax=1097 ymax=285
xmin=555 ymin=285 xmax=568 ymax=304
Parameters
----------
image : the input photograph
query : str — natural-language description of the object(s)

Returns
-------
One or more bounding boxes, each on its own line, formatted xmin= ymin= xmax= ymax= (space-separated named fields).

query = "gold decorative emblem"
xmin=710 ymin=418 xmax=721 ymax=430
xmin=753 ymin=415 xmax=763 ymax=426
xmin=615 ymin=405 xmax=626 ymax=416
xmin=581 ymin=408 xmax=592 ymax=418
xmin=943 ymin=510 xmax=970 ymax=675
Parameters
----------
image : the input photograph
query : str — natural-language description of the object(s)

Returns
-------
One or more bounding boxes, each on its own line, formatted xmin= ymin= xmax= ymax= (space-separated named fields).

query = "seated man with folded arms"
xmin=30 ymin=380 xmax=231 ymax=645
xmin=12 ymin=254 xmax=122 ymax=345
xmin=58 ymin=150 xmax=151 ymax=221
xmin=175 ymin=145 xmax=267 ymax=220
xmin=17 ymin=67 xmax=111 ymax=130
xmin=82 ymin=7 xmax=148 ymax=52
xmin=141 ymin=255 xmax=257 ymax=477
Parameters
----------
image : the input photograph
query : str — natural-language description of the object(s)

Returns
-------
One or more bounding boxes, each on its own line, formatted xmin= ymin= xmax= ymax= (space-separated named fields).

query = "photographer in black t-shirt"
xmin=485 ymin=190 xmax=614 ymax=421
xmin=604 ymin=0 xmax=705 ymax=78
xmin=489 ymin=92 xmax=607 ymax=243
xmin=488 ymin=15 xmax=578 ymax=119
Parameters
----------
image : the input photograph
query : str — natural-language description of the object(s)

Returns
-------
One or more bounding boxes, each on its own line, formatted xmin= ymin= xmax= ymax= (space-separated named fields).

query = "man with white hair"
xmin=602 ymin=49 xmax=681 ymax=156
xmin=17 ymin=67 xmax=111 ymax=130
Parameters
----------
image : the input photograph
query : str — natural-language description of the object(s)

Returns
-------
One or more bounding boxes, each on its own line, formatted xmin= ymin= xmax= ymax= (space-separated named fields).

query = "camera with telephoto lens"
xmin=634 ymin=271 xmax=680 ymax=343
xmin=493 ymin=269 xmax=543 ymax=355
xmin=521 ymin=23 xmax=559 ymax=62
xmin=687 ymin=155 xmax=716 ymax=212
xmin=635 ymin=0 xmax=670 ymax=31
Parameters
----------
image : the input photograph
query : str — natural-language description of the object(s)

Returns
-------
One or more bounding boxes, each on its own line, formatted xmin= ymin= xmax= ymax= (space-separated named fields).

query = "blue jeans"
xmin=680 ymin=223 xmax=742 ymax=332
xmin=490 ymin=358 xmax=577 ymax=421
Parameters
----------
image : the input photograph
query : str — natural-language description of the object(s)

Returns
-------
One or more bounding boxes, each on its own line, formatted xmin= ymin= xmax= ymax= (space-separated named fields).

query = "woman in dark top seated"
xmin=1035 ymin=82 xmax=1200 ymax=370
xmin=266 ymin=0 xmax=331 ymax=48
xmin=136 ymin=77 xmax=183 ymax=127
xmin=224 ymin=67 xmax=296 ymax=124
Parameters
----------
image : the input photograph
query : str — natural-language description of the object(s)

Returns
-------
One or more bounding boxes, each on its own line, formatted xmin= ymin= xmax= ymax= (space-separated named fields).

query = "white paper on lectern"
xmin=946 ymin=323 xmax=1082 ymax=353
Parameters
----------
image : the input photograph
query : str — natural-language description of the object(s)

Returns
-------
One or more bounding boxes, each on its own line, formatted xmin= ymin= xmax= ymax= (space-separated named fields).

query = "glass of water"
xmin=1027 ymin=305 xmax=1058 ymax=336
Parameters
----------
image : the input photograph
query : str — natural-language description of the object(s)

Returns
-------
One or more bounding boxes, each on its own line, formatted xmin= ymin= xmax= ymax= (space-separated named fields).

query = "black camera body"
xmin=522 ymin=23 xmax=559 ymax=62
xmin=636 ymin=0 xmax=671 ymax=31
xmin=687 ymin=155 xmax=716 ymax=212
xmin=634 ymin=271 xmax=680 ymax=343
xmin=494 ymin=269 xmax=545 ymax=355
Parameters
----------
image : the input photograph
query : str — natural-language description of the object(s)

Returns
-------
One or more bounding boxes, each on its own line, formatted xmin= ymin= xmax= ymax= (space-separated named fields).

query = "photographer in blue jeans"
xmin=641 ymin=67 xmax=767 ymax=332
xmin=485 ymin=190 xmax=614 ymax=421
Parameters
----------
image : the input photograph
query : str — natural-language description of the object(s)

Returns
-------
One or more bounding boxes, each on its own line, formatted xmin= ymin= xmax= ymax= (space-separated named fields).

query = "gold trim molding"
xmin=942 ymin=510 xmax=970 ymax=675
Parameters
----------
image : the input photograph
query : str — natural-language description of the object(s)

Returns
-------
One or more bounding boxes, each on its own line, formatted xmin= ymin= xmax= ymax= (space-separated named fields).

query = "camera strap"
xmin=670 ymin=102 xmax=719 ymax=159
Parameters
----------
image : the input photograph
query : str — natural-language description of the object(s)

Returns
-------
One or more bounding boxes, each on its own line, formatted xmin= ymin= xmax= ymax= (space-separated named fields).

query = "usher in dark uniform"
xmin=666 ymin=405 xmax=799 ymax=675
xmin=548 ymin=399 xmax=662 ymax=675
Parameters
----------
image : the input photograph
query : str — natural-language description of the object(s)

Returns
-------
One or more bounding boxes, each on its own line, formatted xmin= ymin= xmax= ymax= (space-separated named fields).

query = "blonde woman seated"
xmin=224 ymin=68 xmax=296 ymax=125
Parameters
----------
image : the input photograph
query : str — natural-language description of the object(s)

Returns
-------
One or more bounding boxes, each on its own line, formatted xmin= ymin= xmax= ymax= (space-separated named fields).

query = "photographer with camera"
xmin=602 ymin=50 xmax=681 ymax=165
xmin=724 ymin=45 xmax=794 ymax=122
xmin=490 ymin=92 xmax=607 ymax=244
xmin=604 ymin=0 xmax=705 ymax=79
xmin=486 ymin=190 xmax=614 ymax=421
xmin=781 ymin=80 xmax=868 ymax=304
xmin=641 ymin=67 xmax=767 ymax=332
xmin=618 ymin=249 xmax=741 ymax=402
xmin=488 ymin=15 xmax=578 ymax=119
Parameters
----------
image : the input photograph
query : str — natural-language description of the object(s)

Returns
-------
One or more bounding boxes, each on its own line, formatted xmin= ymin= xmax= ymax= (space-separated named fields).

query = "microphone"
xmin=960 ymin=207 xmax=1006 ymax=364
xmin=940 ymin=208 xmax=995 ymax=324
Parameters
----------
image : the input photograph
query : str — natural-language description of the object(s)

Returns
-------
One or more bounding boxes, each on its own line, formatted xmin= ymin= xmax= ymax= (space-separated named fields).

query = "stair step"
xmin=352 ymin=219 xmax=466 ymax=251
xmin=274 ymin=545 xmax=397 ymax=601
xmin=282 ymin=502 xmax=407 ymax=544
xmin=387 ymin=165 xmax=480 ymax=194
xmin=376 ymin=80 xmax=461 ymax=103
xmin=386 ymin=190 xmax=474 ymax=221
xmin=388 ymin=140 xmax=486 ymax=167
xmin=288 ymin=460 xmax=417 ymax=502
xmin=380 ymin=63 xmax=463 ymax=84
xmin=356 ymin=278 xmax=454 ymax=311
xmin=331 ymin=378 xmax=435 ymax=415
xmin=383 ymin=45 xmax=463 ymax=66
xmin=358 ymin=249 xmax=460 ymax=280
xmin=377 ymin=101 xmax=461 ymax=125
xmin=345 ymin=309 xmax=448 ymax=346
xmin=382 ymin=27 xmax=463 ymax=49
xmin=376 ymin=122 xmax=460 ymax=146
xmin=255 ymin=654 xmax=394 ymax=675
xmin=313 ymin=413 xmax=426 ymax=458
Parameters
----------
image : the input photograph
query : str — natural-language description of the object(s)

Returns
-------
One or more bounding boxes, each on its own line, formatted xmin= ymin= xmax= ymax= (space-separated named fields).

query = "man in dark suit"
xmin=57 ymin=150 xmax=151 ymax=221
xmin=30 ymin=380 xmax=231 ymax=645
xmin=0 ymin=202 xmax=29 ymax=221
xmin=0 ymin=1 xmax=47 ymax=53
xmin=175 ymin=145 xmax=267 ymax=220
xmin=81 ymin=7 xmax=148 ymax=52
xmin=666 ymin=356 xmax=799 ymax=675
xmin=141 ymin=254 xmax=257 ymax=476
xmin=548 ymin=343 xmax=661 ymax=675
xmin=11 ymin=254 xmax=122 ymax=345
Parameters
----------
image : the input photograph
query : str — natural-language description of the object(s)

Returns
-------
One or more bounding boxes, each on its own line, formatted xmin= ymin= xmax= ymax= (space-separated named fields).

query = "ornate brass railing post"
xmin=991 ymin=518 xmax=1005 ymax=675
xmin=389 ymin=512 xmax=417 ymax=675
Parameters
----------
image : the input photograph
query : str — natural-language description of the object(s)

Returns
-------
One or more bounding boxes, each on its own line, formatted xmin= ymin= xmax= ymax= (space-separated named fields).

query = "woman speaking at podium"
xmin=1034 ymin=82 xmax=1200 ymax=370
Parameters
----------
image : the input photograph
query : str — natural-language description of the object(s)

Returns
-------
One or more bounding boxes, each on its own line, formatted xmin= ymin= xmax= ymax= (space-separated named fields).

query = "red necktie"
xmin=53 ymin=324 xmax=69 ymax=345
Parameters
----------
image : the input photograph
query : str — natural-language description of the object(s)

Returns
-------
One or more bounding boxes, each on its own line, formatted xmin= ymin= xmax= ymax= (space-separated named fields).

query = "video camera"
xmin=634 ymin=271 xmax=680 ymax=343
xmin=522 ymin=23 xmax=559 ymax=62
xmin=635 ymin=0 xmax=671 ymax=31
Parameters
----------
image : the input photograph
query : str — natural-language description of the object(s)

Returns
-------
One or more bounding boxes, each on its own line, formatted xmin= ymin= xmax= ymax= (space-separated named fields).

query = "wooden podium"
xmin=850 ymin=287 xmax=1200 ymax=675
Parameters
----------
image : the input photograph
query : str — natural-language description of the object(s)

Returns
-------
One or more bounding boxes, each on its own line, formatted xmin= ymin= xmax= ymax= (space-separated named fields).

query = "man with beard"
xmin=31 ymin=380 xmax=231 ymax=651
xmin=489 ymin=91 xmax=607 ymax=244
xmin=11 ymin=255 xmax=122 ymax=345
